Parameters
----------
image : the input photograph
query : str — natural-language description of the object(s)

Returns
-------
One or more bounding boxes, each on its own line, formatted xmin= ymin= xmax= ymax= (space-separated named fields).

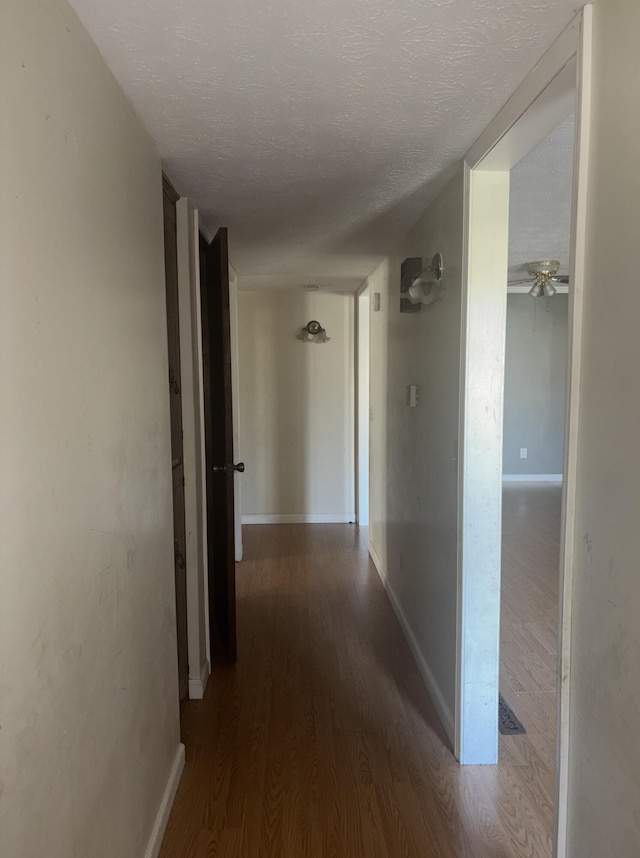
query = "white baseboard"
xmin=368 ymin=542 xmax=386 ymax=583
xmin=368 ymin=543 xmax=455 ymax=746
xmin=242 ymin=513 xmax=355 ymax=524
xmin=144 ymin=743 xmax=185 ymax=858
xmin=502 ymin=474 xmax=563 ymax=482
xmin=188 ymin=658 xmax=210 ymax=700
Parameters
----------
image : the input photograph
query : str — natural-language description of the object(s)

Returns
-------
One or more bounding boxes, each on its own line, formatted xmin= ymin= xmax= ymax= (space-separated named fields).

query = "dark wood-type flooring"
xmin=160 ymin=485 xmax=561 ymax=857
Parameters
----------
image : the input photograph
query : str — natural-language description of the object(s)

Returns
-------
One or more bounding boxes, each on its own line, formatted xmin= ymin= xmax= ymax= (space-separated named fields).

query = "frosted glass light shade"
xmin=297 ymin=320 xmax=330 ymax=343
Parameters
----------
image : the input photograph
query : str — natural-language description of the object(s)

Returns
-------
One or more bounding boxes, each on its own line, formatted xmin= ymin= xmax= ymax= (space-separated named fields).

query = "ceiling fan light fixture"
xmin=524 ymin=261 xmax=563 ymax=298
xmin=526 ymin=259 xmax=560 ymax=278
xmin=528 ymin=280 xmax=544 ymax=298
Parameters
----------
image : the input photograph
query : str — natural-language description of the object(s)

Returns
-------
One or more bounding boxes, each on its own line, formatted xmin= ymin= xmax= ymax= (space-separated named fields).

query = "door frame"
xmin=172 ymin=210 xmax=241 ymax=680
xmin=175 ymin=198 xmax=211 ymax=698
xmin=162 ymin=173 xmax=190 ymax=706
xmin=355 ymin=281 xmax=371 ymax=527
xmin=456 ymin=6 xmax=592 ymax=856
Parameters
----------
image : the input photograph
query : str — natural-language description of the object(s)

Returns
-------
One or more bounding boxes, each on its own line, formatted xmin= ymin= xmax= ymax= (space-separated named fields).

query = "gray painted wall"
xmin=369 ymin=166 xmax=464 ymax=741
xmin=503 ymin=294 xmax=567 ymax=475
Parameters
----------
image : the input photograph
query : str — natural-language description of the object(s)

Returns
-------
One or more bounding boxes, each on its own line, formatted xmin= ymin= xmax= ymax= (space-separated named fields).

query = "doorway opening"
xmin=236 ymin=289 xmax=356 ymax=527
xmin=498 ymin=113 xmax=575 ymax=850
xmin=457 ymin=8 xmax=592 ymax=857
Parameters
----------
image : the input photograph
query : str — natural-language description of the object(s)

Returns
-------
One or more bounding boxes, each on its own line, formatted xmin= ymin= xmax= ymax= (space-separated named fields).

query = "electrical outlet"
xmin=520 ymin=447 xmax=528 ymax=459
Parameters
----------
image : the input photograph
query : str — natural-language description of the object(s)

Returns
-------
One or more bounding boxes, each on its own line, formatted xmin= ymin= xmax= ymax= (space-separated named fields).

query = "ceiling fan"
xmin=508 ymin=260 xmax=570 ymax=297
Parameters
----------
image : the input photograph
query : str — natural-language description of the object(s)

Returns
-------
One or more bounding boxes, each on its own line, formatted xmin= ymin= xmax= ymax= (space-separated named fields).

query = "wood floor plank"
xmin=160 ymin=486 xmax=560 ymax=857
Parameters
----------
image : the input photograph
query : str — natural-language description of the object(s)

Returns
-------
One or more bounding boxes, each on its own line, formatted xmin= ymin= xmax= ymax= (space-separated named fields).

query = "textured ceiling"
xmin=69 ymin=0 xmax=581 ymax=291
xmin=509 ymin=114 xmax=575 ymax=281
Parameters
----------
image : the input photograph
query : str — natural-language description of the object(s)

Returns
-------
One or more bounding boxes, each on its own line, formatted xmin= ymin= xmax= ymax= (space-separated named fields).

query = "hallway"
xmin=160 ymin=510 xmax=558 ymax=857
xmin=5 ymin=4 xmax=638 ymax=855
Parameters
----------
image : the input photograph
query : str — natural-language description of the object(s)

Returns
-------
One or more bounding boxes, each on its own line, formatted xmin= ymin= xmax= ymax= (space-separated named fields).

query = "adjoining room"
xmin=499 ymin=115 xmax=575 ymax=840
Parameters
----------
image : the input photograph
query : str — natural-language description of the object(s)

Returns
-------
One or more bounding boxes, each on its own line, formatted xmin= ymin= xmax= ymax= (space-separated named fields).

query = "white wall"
xmin=238 ymin=290 xmax=355 ymax=522
xmin=369 ymin=167 xmax=465 ymax=741
xmin=0 ymin=2 xmax=181 ymax=856
xmin=567 ymin=0 xmax=640 ymax=853
xmin=503 ymin=294 xmax=568 ymax=475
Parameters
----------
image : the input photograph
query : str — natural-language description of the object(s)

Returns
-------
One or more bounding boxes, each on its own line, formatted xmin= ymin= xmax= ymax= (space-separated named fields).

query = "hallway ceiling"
xmin=69 ymin=0 xmax=581 ymax=292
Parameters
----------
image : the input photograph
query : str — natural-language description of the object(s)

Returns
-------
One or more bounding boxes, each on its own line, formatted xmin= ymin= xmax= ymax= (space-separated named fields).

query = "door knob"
xmin=212 ymin=462 xmax=245 ymax=474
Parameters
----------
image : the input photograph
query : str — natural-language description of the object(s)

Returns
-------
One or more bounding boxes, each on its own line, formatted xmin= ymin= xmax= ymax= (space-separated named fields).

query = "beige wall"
xmin=567 ymin=0 xmax=640 ymax=853
xmin=0 ymin=2 xmax=181 ymax=856
xmin=238 ymin=290 xmax=354 ymax=521
xmin=369 ymin=167 xmax=464 ymax=739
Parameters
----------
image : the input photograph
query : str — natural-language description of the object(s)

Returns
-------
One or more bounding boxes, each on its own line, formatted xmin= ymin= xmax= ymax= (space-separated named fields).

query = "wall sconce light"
xmin=297 ymin=320 xmax=330 ymax=343
xmin=400 ymin=253 xmax=445 ymax=312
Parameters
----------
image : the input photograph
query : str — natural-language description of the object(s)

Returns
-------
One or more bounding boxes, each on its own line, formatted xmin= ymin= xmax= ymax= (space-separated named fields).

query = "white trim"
xmin=467 ymin=18 xmax=580 ymax=170
xmin=176 ymin=198 xmax=209 ymax=704
xmin=502 ymin=474 xmax=563 ymax=483
xmin=458 ymin=169 xmax=510 ymax=765
xmin=143 ymin=744 xmax=185 ymax=858
xmin=507 ymin=284 xmax=569 ymax=294
xmin=369 ymin=544 xmax=455 ymax=745
xmin=355 ymin=278 xmax=370 ymax=297
xmin=555 ymin=7 xmax=592 ymax=857
xmin=242 ymin=513 xmax=355 ymax=525
xmin=198 ymin=213 xmax=214 ymax=244
xmin=356 ymin=286 xmax=370 ymax=527
xmin=188 ymin=658 xmax=210 ymax=700
xmin=455 ymin=162 xmax=471 ymax=763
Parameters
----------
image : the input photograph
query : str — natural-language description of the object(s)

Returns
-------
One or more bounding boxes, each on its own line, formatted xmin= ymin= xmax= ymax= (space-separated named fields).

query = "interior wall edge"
xmin=142 ymin=744 xmax=186 ymax=858
xmin=368 ymin=543 xmax=455 ymax=744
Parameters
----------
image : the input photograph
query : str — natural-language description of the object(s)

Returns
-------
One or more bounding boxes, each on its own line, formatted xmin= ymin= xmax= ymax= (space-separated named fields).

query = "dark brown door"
xmin=162 ymin=175 xmax=189 ymax=702
xmin=199 ymin=228 xmax=238 ymax=664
